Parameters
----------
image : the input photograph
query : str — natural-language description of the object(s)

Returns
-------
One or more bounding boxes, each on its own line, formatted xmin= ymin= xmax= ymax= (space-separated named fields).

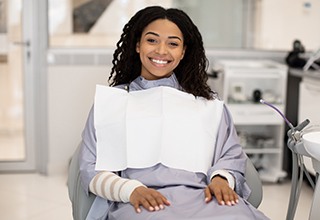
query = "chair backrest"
xmin=68 ymin=144 xmax=96 ymax=220
xmin=67 ymin=146 xmax=262 ymax=219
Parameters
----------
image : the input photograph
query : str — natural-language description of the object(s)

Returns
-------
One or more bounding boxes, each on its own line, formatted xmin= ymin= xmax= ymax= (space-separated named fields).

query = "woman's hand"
xmin=129 ymin=186 xmax=171 ymax=213
xmin=204 ymin=175 xmax=239 ymax=206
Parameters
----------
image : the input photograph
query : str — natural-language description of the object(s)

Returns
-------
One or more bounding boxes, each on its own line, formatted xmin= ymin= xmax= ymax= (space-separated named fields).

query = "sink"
xmin=303 ymin=131 xmax=320 ymax=161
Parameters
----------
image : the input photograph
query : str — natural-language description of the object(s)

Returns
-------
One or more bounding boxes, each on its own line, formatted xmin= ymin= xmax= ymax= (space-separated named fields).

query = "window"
xmin=48 ymin=0 xmax=320 ymax=51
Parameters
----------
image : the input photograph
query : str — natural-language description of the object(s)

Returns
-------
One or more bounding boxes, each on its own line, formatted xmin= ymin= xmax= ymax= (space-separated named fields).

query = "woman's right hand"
xmin=129 ymin=186 xmax=171 ymax=213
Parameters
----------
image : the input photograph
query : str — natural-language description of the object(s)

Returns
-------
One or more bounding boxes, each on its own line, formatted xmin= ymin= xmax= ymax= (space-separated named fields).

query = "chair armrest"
xmin=245 ymin=159 xmax=263 ymax=208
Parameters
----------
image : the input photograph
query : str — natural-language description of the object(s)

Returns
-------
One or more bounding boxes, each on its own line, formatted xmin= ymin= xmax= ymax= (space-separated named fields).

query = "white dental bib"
xmin=94 ymin=85 xmax=224 ymax=175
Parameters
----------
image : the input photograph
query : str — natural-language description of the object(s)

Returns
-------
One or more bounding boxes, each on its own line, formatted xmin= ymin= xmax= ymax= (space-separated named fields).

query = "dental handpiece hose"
xmin=259 ymin=99 xmax=310 ymax=135
xmin=259 ymin=99 xmax=294 ymax=129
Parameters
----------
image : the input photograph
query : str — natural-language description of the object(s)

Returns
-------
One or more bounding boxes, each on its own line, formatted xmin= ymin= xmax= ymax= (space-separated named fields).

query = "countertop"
xmin=290 ymin=68 xmax=320 ymax=80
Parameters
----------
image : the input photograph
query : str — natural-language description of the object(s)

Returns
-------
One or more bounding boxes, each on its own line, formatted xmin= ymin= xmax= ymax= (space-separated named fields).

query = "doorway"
xmin=0 ymin=0 xmax=25 ymax=162
xmin=0 ymin=0 xmax=48 ymax=172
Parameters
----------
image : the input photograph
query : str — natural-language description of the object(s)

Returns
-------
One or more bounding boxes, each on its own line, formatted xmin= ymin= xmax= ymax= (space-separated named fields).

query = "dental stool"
xmin=68 ymin=144 xmax=263 ymax=220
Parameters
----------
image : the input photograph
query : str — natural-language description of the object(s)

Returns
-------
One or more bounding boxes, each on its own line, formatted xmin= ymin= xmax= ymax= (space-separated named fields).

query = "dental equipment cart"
xmin=261 ymin=100 xmax=320 ymax=220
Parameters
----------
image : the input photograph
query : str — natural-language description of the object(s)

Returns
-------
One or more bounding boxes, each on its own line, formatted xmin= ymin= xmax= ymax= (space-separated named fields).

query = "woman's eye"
xmin=169 ymin=42 xmax=179 ymax=47
xmin=147 ymin=38 xmax=157 ymax=43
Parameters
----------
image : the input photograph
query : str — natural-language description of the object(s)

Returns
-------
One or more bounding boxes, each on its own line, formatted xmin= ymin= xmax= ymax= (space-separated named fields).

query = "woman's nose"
xmin=155 ymin=43 xmax=168 ymax=54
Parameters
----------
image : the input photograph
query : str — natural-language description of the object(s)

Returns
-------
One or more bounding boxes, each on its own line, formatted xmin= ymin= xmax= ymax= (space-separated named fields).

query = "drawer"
xmin=227 ymin=104 xmax=285 ymax=125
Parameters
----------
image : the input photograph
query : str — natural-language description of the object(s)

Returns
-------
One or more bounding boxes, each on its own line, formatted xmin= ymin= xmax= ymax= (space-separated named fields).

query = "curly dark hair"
xmin=108 ymin=6 xmax=213 ymax=100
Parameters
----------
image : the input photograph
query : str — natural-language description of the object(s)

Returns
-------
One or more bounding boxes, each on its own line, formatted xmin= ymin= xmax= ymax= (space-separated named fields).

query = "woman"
xmin=79 ymin=6 xmax=269 ymax=220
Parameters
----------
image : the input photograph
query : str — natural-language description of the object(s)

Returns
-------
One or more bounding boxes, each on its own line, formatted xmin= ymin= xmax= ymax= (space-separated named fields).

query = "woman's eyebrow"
xmin=145 ymin=31 xmax=159 ymax=37
xmin=145 ymin=31 xmax=182 ymax=41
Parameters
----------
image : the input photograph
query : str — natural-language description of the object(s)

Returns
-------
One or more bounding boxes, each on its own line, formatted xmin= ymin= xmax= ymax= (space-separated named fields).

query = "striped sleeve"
xmin=89 ymin=171 xmax=145 ymax=202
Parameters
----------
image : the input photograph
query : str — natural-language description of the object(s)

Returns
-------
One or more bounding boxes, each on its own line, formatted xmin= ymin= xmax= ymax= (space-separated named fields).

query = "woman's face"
xmin=136 ymin=19 xmax=186 ymax=80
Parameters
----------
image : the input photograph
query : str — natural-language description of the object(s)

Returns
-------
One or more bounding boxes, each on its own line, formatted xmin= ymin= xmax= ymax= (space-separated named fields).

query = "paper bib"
xmin=94 ymin=85 xmax=224 ymax=174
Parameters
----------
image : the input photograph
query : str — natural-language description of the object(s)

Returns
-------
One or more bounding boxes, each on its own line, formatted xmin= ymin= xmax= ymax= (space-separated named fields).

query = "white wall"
xmin=255 ymin=0 xmax=320 ymax=51
xmin=47 ymin=65 xmax=109 ymax=175
xmin=49 ymin=0 xmax=72 ymax=35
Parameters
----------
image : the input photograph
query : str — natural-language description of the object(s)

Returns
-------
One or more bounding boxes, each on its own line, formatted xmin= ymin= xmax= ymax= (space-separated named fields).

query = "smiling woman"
xmin=78 ymin=5 xmax=269 ymax=220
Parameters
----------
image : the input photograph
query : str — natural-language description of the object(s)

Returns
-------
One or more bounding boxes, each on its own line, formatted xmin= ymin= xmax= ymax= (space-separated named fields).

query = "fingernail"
xmin=149 ymin=207 xmax=154 ymax=211
xmin=231 ymin=200 xmax=235 ymax=205
xmin=227 ymin=201 xmax=232 ymax=206
xmin=155 ymin=206 xmax=160 ymax=211
xmin=159 ymin=204 xmax=164 ymax=210
xmin=220 ymin=201 xmax=225 ymax=205
xmin=205 ymin=197 xmax=209 ymax=202
xmin=137 ymin=208 xmax=141 ymax=213
xmin=235 ymin=199 xmax=239 ymax=203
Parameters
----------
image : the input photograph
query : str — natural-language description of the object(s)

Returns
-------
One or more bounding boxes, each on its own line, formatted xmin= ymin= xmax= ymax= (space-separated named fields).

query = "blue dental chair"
xmin=68 ymin=144 xmax=263 ymax=220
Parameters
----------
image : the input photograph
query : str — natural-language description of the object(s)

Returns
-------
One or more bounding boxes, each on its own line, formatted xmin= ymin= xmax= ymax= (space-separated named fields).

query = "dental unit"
xmin=260 ymin=99 xmax=320 ymax=220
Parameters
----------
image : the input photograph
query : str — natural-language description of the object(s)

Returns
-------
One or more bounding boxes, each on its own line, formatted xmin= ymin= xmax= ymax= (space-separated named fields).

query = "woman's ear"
xmin=181 ymin=46 xmax=186 ymax=60
xmin=136 ymin=42 xmax=140 ymax=53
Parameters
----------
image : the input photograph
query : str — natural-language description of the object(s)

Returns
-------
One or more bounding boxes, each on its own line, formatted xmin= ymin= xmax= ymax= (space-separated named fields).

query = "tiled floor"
xmin=0 ymin=173 xmax=314 ymax=220
xmin=260 ymin=180 xmax=313 ymax=219
xmin=0 ymin=173 xmax=72 ymax=220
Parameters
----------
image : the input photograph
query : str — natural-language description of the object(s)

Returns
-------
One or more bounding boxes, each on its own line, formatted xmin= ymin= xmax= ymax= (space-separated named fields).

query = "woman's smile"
xmin=150 ymin=58 xmax=170 ymax=65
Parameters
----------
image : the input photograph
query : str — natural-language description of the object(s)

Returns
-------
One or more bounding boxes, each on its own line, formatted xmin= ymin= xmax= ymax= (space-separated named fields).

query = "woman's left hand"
xmin=204 ymin=175 xmax=239 ymax=206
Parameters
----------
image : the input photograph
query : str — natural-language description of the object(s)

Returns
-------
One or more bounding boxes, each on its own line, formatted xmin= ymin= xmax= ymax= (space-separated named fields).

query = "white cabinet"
xmin=214 ymin=60 xmax=288 ymax=182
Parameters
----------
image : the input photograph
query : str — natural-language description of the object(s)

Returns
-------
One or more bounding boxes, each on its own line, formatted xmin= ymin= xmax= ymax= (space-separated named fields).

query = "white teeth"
xmin=151 ymin=59 xmax=168 ymax=64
